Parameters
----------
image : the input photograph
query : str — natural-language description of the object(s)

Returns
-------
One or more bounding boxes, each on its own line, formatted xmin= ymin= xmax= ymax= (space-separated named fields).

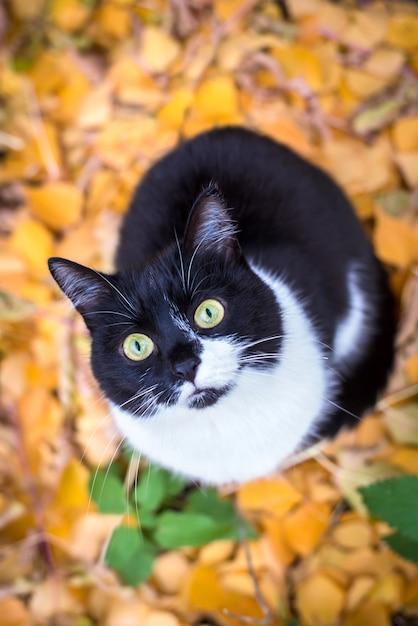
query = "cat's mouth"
xmin=188 ymin=387 xmax=227 ymax=409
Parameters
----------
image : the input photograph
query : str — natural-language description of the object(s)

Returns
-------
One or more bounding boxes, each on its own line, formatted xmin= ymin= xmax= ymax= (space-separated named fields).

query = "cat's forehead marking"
xmin=165 ymin=296 xmax=194 ymax=337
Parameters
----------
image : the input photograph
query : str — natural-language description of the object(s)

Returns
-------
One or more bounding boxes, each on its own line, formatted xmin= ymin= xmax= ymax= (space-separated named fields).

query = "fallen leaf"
xmin=295 ymin=572 xmax=345 ymax=626
xmin=373 ymin=206 xmax=418 ymax=268
xmin=26 ymin=182 xmax=83 ymax=230
xmin=387 ymin=14 xmax=418 ymax=51
xmin=282 ymin=501 xmax=330 ymax=556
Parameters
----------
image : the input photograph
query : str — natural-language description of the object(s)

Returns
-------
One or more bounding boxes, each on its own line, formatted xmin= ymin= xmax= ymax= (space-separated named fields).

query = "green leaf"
xmin=136 ymin=509 xmax=157 ymax=530
xmin=153 ymin=510 xmax=239 ymax=548
xmin=105 ymin=526 xmax=156 ymax=586
xmin=89 ymin=469 xmax=127 ymax=514
xmin=376 ymin=190 xmax=410 ymax=218
xmin=134 ymin=465 xmax=169 ymax=512
xmin=165 ymin=472 xmax=188 ymax=497
xmin=187 ymin=487 xmax=237 ymax=522
xmin=359 ymin=475 xmax=418 ymax=541
xmin=385 ymin=531 xmax=418 ymax=565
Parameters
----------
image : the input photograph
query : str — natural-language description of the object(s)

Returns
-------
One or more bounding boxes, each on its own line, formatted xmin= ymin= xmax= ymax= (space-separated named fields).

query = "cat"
xmin=48 ymin=126 xmax=395 ymax=485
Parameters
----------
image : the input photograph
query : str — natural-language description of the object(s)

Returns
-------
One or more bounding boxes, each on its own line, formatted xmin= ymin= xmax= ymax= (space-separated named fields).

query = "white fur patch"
xmin=111 ymin=266 xmax=333 ymax=485
xmin=334 ymin=267 xmax=371 ymax=365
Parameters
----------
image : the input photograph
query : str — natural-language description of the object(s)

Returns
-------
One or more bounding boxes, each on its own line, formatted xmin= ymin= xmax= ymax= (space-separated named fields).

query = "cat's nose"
xmin=172 ymin=356 xmax=201 ymax=383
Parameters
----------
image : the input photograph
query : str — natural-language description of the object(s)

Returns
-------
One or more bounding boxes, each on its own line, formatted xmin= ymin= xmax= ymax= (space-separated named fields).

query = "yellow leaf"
xmin=373 ymin=206 xmax=418 ymax=268
xmin=392 ymin=116 xmax=418 ymax=152
xmin=341 ymin=547 xmax=394 ymax=577
xmin=214 ymin=0 xmax=243 ymax=21
xmin=272 ymin=46 xmax=323 ymax=91
xmin=282 ymin=502 xmax=329 ymax=556
xmin=394 ymin=151 xmax=418 ymax=188
xmin=95 ymin=117 xmax=158 ymax=169
xmin=322 ymin=137 xmax=392 ymax=195
xmin=237 ymin=477 xmax=302 ymax=517
xmin=158 ymin=87 xmax=194 ymax=129
xmin=95 ymin=4 xmax=130 ymax=41
xmin=332 ymin=519 xmax=375 ymax=549
xmin=77 ymin=84 xmax=112 ymax=129
xmin=141 ymin=26 xmax=181 ymax=73
xmin=49 ymin=0 xmax=90 ymax=32
xmin=344 ymin=68 xmax=388 ymax=99
xmin=199 ymin=539 xmax=235 ymax=566
xmin=262 ymin=517 xmax=295 ymax=566
xmin=52 ymin=459 xmax=90 ymax=509
xmin=364 ymin=48 xmax=404 ymax=80
xmin=346 ymin=576 xmax=376 ymax=611
xmin=153 ymin=551 xmax=190 ymax=594
xmin=406 ymin=354 xmax=418 ymax=383
xmin=0 ymin=597 xmax=31 ymax=626
xmin=295 ymin=572 xmax=345 ymax=626
xmin=27 ymin=182 xmax=83 ymax=230
xmin=10 ymin=219 xmax=54 ymax=279
xmin=184 ymin=564 xmax=226 ymax=610
xmin=343 ymin=601 xmax=392 ymax=626
xmin=390 ymin=447 xmax=418 ymax=475
xmin=387 ymin=14 xmax=418 ymax=51
xmin=193 ymin=75 xmax=240 ymax=119
xmin=104 ymin=598 xmax=151 ymax=626
xmin=29 ymin=578 xmax=83 ymax=623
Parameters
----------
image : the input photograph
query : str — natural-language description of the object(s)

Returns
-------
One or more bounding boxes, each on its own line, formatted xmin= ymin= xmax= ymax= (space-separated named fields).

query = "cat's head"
xmin=48 ymin=186 xmax=283 ymax=475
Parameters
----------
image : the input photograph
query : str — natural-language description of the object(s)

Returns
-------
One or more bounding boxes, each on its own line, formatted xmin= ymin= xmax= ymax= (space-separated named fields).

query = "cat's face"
xmin=49 ymin=189 xmax=285 ymax=482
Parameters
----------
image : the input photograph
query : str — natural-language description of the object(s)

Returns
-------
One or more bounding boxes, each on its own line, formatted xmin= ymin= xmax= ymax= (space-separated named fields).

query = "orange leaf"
xmin=373 ymin=206 xmax=418 ymax=268
xmin=391 ymin=116 xmax=418 ymax=152
xmin=343 ymin=601 xmax=392 ymax=626
xmin=237 ymin=477 xmax=302 ymax=517
xmin=10 ymin=219 xmax=54 ymax=279
xmin=387 ymin=14 xmax=418 ymax=51
xmin=406 ymin=354 xmax=418 ymax=384
xmin=282 ymin=501 xmax=329 ymax=556
xmin=27 ymin=182 xmax=83 ymax=230
xmin=295 ymin=572 xmax=345 ymax=626
xmin=140 ymin=26 xmax=181 ymax=73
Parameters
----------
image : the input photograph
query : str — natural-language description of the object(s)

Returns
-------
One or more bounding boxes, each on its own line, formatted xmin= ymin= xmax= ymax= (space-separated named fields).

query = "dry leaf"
xmin=26 ymin=182 xmax=83 ymax=230
xmin=295 ymin=572 xmax=345 ymax=626
xmin=373 ymin=206 xmax=418 ymax=268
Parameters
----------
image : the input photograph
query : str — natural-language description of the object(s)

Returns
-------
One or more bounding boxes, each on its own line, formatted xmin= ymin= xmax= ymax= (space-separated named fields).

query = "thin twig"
xmin=222 ymin=498 xmax=273 ymax=625
xmin=22 ymin=78 xmax=61 ymax=180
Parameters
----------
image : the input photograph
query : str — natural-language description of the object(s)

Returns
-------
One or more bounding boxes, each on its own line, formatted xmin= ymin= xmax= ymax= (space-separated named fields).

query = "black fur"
xmin=49 ymin=126 xmax=395 ymax=444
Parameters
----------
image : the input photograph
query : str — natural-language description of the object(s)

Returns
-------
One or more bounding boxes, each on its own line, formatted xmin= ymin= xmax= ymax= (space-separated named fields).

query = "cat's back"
xmin=116 ymin=126 xmax=368 ymax=270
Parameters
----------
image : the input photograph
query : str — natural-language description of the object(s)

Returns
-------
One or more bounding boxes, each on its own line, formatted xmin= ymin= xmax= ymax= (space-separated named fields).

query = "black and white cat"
xmin=49 ymin=127 xmax=395 ymax=485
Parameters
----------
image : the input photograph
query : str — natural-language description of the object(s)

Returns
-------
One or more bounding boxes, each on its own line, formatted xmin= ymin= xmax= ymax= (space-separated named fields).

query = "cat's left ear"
xmin=184 ymin=185 xmax=241 ymax=263
xmin=48 ymin=257 xmax=121 ymax=328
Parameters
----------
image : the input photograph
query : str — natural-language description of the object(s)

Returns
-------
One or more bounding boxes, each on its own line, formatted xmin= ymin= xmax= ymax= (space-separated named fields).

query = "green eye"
xmin=194 ymin=299 xmax=225 ymax=329
xmin=122 ymin=333 xmax=154 ymax=361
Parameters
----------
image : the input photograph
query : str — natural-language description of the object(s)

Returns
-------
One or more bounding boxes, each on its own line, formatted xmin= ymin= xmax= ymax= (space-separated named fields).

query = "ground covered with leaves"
xmin=1 ymin=0 xmax=418 ymax=624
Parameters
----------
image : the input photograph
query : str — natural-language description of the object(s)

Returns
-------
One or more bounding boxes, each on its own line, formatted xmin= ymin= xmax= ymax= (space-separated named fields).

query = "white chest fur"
xmin=111 ymin=266 xmax=334 ymax=485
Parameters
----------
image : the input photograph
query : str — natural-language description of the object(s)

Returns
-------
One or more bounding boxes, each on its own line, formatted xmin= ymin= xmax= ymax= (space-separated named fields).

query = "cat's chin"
xmin=187 ymin=387 xmax=227 ymax=409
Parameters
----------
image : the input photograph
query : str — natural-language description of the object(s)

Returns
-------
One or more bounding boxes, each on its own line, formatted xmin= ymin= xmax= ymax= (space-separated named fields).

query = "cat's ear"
xmin=48 ymin=257 xmax=118 ymax=327
xmin=184 ymin=185 xmax=241 ymax=262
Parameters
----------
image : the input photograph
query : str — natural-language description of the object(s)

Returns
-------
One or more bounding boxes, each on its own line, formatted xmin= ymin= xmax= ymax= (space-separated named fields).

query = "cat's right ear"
xmin=48 ymin=257 xmax=116 ymax=326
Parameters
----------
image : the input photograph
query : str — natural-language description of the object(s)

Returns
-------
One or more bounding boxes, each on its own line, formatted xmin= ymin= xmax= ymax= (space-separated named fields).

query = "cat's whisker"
xmin=78 ymin=409 xmax=116 ymax=465
xmin=325 ymin=398 xmax=362 ymax=422
xmin=237 ymin=335 xmax=284 ymax=350
xmin=96 ymin=437 xmax=126 ymax=507
xmin=91 ymin=269 xmax=137 ymax=316
xmin=83 ymin=310 xmax=134 ymax=319
xmin=87 ymin=431 xmax=124 ymax=515
xmin=186 ymin=238 xmax=206 ymax=292
xmin=174 ymin=228 xmax=187 ymax=294
xmin=118 ymin=383 xmax=159 ymax=410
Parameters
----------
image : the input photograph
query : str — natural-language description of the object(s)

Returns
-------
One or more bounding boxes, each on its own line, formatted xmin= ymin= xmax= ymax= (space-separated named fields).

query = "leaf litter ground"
xmin=1 ymin=0 xmax=418 ymax=625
